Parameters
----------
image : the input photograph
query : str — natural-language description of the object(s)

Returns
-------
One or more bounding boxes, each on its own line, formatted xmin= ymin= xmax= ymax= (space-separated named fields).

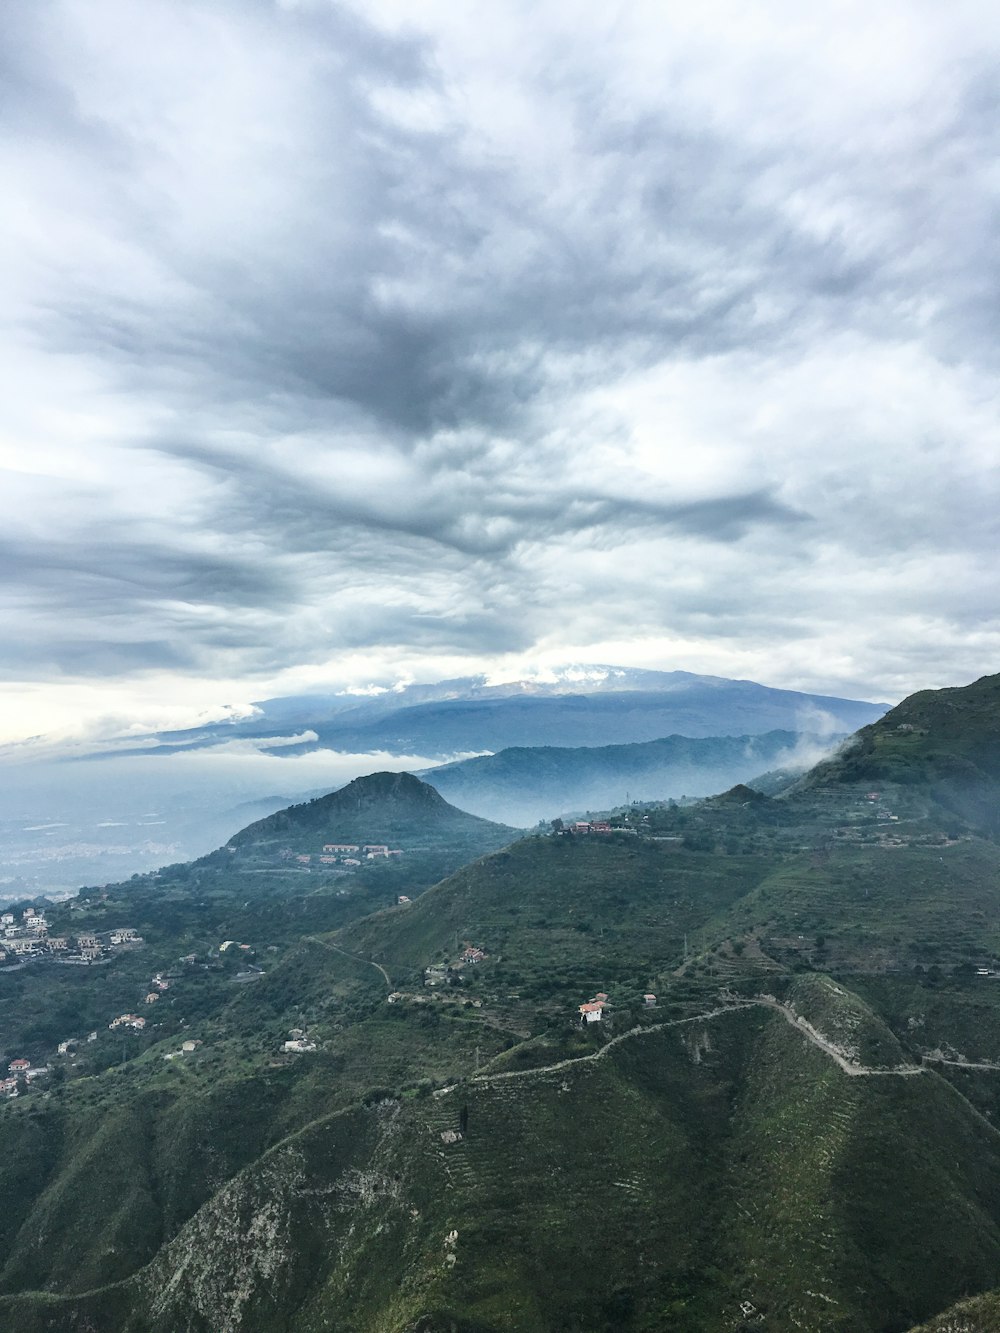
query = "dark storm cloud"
xmin=2 ymin=0 xmax=999 ymax=715
xmin=154 ymin=429 xmax=805 ymax=560
xmin=0 ymin=535 xmax=289 ymax=609
xmin=10 ymin=0 xmax=904 ymax=439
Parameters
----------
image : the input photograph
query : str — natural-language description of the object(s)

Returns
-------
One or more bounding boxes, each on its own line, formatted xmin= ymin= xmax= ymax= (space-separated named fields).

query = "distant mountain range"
xmin=115 ymin=666 xmax=889 ymax=760
xmin=419 ymin=728 xmax=834 ymax=826
xmin=0 ymin=666 xmax=889 ymax=895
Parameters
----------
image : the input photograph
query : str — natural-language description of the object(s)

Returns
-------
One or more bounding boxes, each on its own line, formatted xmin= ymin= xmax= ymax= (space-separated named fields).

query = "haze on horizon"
xmin=3 ymin=0 xmax=1000 ymax=747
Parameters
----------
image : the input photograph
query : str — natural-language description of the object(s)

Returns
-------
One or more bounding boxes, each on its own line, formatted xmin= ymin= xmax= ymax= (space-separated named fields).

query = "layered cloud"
xmin=2 ymin=0 xmax=999 ymax=739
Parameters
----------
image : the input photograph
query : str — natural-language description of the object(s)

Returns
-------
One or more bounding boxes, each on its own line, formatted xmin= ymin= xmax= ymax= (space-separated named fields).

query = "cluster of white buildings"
xmin=56 ymin=1032 xmax=98 ymax=1056
xmin=163 ymin=1039 xmax=202 ymax=1061
xmin=424 ymin=943 xmax=489 ymax=988
xmin=109 ymin=1014 xmax=147 ymax=1031
xmin=281 ymin=842 xmax=404 ymax=868
xmin=0 ymin=907 xmax=59 ymax=959
xmin=579 ymin=991 xmax=610 ymax=1023
xmin=576 ymin=990 xmax=657 ymax=1024
xmin=0 ymin=910 xmax=143 ymax=966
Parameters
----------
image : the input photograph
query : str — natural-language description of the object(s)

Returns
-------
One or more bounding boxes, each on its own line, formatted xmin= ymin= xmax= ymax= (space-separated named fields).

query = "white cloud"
xmin=1 ymin=0 xmax=998 ymax=743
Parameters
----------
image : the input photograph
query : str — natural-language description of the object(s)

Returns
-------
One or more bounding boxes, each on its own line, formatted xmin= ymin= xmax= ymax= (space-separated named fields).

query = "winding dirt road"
xmin=305 ymin=935 xmax=392 ymax=989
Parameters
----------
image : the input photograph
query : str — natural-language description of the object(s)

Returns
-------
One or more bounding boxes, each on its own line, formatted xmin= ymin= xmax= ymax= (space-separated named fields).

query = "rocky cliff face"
xmin=134 ymin=1099 xmax=409 ymax=1332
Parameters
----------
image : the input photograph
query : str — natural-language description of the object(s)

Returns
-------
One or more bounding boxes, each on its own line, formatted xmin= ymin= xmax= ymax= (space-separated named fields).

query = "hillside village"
xmin=0 ymin=907 xmax=142 ymax=965
xmin=277 ymin=841 xmax=405 ymax=868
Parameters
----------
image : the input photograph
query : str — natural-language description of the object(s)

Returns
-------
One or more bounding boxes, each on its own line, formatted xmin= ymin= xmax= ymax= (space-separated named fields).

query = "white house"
xmin=579 ymin=1001 xmax=606 ymax=1023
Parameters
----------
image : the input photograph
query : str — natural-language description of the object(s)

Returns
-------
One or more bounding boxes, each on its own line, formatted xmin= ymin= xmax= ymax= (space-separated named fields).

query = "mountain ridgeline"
xmin=4 ymin=666 xmax=887 ymax=896
xmin=121 ymin=665 xmax=889 ymax=759
xmin=799 ymin=671 xmax=1000 ymax=835
xmin=226 ymin=769 xmax=515 ymax=851
xmin=213 ymin=770 xmax=518 ymax=906
xmin=420 ymin=728 xmax=832 ymax=826
xmin=7 ymin=675 xmax=1000 ymax=1331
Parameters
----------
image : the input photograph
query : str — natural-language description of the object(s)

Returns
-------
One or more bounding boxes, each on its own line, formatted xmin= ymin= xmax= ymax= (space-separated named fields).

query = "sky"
xmin=3 ymin=0 xmax=1000 ymax=747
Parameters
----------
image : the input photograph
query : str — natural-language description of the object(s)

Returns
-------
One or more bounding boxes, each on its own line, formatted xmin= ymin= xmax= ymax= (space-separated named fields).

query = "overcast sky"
xmin=3 ymin=0 xmax=999 ymax=745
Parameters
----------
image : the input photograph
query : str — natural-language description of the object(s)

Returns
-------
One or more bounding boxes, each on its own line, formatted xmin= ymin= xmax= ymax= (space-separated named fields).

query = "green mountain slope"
xmin=227 ymin=768 xmax=519 ymax=849
xmin=218 ymin=768 xmax=519 ymax=901
xmin=6 ymin=674 xmax=1000 ymax=1330
xmin=799 ymin=672 xmax=1000 ymax=834
xmin=9 ymin=990 xmax=1000 ymax=1333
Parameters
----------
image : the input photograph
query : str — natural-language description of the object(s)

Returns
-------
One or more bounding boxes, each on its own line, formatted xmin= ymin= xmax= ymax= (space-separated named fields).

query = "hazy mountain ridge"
xmin=0 ymin=666 xmax=887 ymax=892
xmin=241 ymin=679 xmax=887 ymax=758
xmin=419 ymin=728 xmax=835 ymax=825
xmin=91 ymin=667 xmax=889 ymax=761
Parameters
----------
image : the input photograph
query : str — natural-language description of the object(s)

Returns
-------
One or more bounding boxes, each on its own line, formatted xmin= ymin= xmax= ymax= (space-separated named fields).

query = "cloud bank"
xmin=2 ymin=0 xmax=999 ymax=740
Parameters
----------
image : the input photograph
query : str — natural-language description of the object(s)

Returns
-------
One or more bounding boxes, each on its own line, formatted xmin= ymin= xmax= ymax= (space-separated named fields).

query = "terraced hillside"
xmin=7 ymin=986 xmax=1000 ymax=1333
xmin=4 ymin=674 xmax=1000 ymax=1330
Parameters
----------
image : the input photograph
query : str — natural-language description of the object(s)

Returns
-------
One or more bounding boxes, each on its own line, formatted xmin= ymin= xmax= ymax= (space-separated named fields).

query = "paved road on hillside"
xmin=472 ymin=1004 xmax=754 ymax=1084
xmin=751 ymin=996 xmax=925 ymax=1076
xmin=471 ymin=997 xmax=928 ymax=1086
xmin=921 ymin=1053 xmax=1000 ymax=1072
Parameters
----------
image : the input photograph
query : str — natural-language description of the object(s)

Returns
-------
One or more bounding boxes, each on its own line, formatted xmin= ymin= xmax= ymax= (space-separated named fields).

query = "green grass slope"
xmin=339 ymin=832 xmax=773 ymax=999
xmin=9 ymin=994 xmax=1000 ymax=1333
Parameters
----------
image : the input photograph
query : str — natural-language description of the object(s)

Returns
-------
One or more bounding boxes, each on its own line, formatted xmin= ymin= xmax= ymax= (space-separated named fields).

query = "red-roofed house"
xmin=579 ymin=1001 xmax=606 ymax=1023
